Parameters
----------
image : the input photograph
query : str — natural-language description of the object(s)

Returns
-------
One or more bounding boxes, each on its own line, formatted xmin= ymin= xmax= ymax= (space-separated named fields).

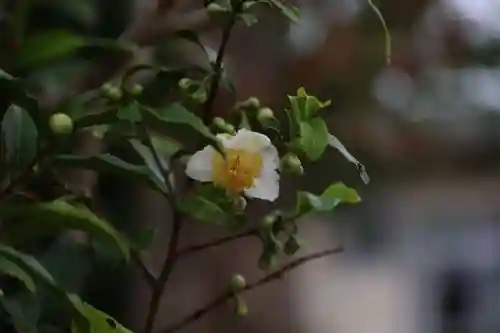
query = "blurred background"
xmin=3 ymin=0 xmax=500 ymax=333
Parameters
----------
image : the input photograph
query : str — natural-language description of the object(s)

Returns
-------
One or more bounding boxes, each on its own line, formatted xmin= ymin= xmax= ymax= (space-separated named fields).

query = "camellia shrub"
xmin=0 ymin=0 xmax=387 ymax=333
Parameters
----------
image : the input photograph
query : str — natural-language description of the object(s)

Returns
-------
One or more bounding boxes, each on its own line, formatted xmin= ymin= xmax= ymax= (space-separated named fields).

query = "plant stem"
xmin=203 ymin=4 xmax=241 ymax=123
xmin=177 ymin=228 xmax=258 ymax=259
xmin=159 ymin=246 xmax=345 ymax=333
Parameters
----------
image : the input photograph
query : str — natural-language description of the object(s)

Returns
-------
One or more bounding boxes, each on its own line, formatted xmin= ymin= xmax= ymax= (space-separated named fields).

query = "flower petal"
xmin=244 ymin=145 xmax=280 ymax=201
xmin=185 ymin=145 xmax=216 ymax=182
xmin=224 ymin=129 xmax=272 ymax=152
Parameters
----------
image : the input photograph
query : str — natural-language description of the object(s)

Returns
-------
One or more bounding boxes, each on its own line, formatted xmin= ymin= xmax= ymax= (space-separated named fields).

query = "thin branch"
xmin=177 ymin=228 xmax=258 ymax=258
xmin=203 ymin=6 xmax=241 ymax=122
xmin=143 ymin=210 xmax=182 ymax=333
xmin=131 ymin=250 xmax=158 ymax=288
xmin=141 ymin=127 xmax=182 ymax=333
xmin=158 ymin=246 xmax=345 ymax=333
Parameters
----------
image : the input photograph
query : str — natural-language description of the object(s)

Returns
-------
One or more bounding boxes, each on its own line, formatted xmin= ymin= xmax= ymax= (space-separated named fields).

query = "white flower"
xmin=186 ymin=129 xmax=280 ymax=201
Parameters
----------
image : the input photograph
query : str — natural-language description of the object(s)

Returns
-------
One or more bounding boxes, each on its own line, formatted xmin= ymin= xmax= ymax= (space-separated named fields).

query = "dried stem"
xmin=159 ymin=246 xmax=345 ymax=333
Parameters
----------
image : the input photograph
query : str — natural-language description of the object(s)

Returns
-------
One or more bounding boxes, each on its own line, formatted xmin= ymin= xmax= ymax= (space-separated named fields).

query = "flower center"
xmin=212 ymin=148 xmax=263 ymax=194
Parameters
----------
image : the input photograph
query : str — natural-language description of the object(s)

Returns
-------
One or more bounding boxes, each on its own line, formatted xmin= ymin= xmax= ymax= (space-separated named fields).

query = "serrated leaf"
xmin=298 ymin=117 xmax=328 ymax=161
xmin=177 ymin=193 xmax=229 ymax=225
xmin=0 ymin=292 xmax=39 ymax=333
xmin=1 ymin=105 xmax=38 ymax=168
xmin=173 ymin=30 xmax=210 ymax=62
xmin=0 ymin=70 xmax=41 ymax=128
xmin=53 ymin=154 xmax=169 ymax=194
xmin=296 ymin=182 xmax=360 ymax=217
xmin=268 ymin=0 xmax=300 ymax=23
xmin=70 ymin=295 xmax=133 ymax=333
xmin=327 ymin=133 xmax=370 ymax=184
xmin=0 ymin=246 xmax=87 ymax=327
xmin=0 ymin=257 xmax=36 ymax=292
xmin=117 ymin=102 xmax=142 ymax=122
xmin=16 ymin=30 xmax=88 ymax=68
xmin=142 ymin=103 xmax=222 ymax=152
xmin=0 ymin=200 xmax=132 ymax=261
xmin=128 ymin=139 xmax=169 ymax=184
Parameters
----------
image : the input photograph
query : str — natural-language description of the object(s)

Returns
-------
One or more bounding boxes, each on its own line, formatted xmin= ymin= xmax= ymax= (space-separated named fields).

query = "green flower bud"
xmin=280 ymin=153 xmax=304 ymax=175
xmin=229 ymin=273 xmax=246 ymax=292
xmin=257 ymin=107 xmax=274 ymax=123
xmin=178 ymin=78 xmax=192 ymax=89
xmin=49 ymin=113 xmax=74 ymax=136
xmin=106 ymin=86 xmax=123 ymax=101
xmin=100 ymin=82 xmax=113 ymax=94
xmin=233 ymin=196 xmax=247 ymax=211
xmin=260 ymin=212 xmax=278 ymax=230
xmin=191 ymin=89 xmax=207 ymax=103
xmin=130 ymin=83 xmax=143 ymax=96
xmin=239 ymin=96 xmax=260 ymax=109
xmin=212 ymin=117 xmax=227 ymax=128
xmin=235 ymin=295 xmax=249 ymax=317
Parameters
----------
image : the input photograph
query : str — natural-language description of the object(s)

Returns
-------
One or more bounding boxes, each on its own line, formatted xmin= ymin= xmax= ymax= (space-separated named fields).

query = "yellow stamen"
xmin=212 ymin=148 xmax=263 ymax=194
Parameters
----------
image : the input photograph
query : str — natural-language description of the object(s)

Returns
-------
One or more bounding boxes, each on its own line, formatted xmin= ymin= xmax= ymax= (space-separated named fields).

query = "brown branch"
xmin=177 ymin=228 xmax=258 ymax=258
xmin=158 ymin=246 xmax=345 ymax=333
xmin=143 ymin=210 xmax=182 ymax=333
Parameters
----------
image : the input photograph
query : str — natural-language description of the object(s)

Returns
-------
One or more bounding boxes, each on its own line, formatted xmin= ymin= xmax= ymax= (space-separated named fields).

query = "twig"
xmin=203 ymin=5 xmax=241 ymax=122
xmin=143 ymin=210 xmax=182 ymax=333
xmin=141 ymin=127 xmax=182 ymax=333
xmin=158 ymin=246 xmax=345 ymax=333
xmin=132 ymin=250 xmax=158 ymax=288
xmin=177 ymin=228 xmax=258 ymax=258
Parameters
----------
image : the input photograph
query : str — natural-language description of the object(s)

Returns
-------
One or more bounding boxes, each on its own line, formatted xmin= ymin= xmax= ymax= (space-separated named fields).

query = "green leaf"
xmin=177 ymin=193 xmax=229 ymax=225
xmin=288 ymin=87 xmax=330 ymax=120
xmin=16 ymin=30 xmax=88 ymax=68
xmin=73 ymin=109 xmax=117 ymax=129
xmin=268 ymin=0 xmax=300 ymax=23
xmin=53 ymin=154 xmax=169 ymax=194
xmin=0 ymin=246 xmax=87 ymax=326
xmin=70 ymin=296 xmax=133 ymax=333
xmin=298 ymin=117 xmax=328 ymax=161
xmin=128 ymin=139 xmax=169 ymax=185
xmin=0 ymin=71 xmax=41 ymax=127
xmin=1 ymin=105 xmax=38 ymax=168
xmin=129 ymin=228 xmax=155 ymax=251
xmin=327 ymin=133 xmax=370 ymax=184
xmin=0 ymin=292 xmax=39 ymax=333
xmin=0 ymin=257 xmax=36 ymax=292
xmin=117 ymin=102 xmax=142 ymax=123
xmin=173 ymin=30 xmax=210 ymax=62
xmin=142 ymin=103 xmax=221 ymax=152
xmin=296 ymin=182 xmax=360 ymax=217
xmin=0 ymin=200 xmax=132 ymax=261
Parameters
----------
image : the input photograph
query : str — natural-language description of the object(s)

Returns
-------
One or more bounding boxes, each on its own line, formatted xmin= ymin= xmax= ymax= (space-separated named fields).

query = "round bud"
xmin=49 ymin=113 xmax=74 ymax=136
xmin=239 ymin=96 xmax=260 ymax=109
xmin=212 ymin=116 xmax=227 ymax=129
xmin=178 ymin=78 xmax=192 ymax=89
xmin=207 ymin=2 xmax=226 ymax=14
xmin=106 ymin=86 xmax=123 ymax=101
xmin=260 ymin=212 xmax=278 ymax=230
xmin=130 ymin=83 xmax=143 ymax=96
xmin=229 ymin=273 xmax=247 ymax=292
xmin=233 ymin=196 xmax=247 ymax=211
xmin=223 ymin=123 xmax=235 ymax=134
xmin=280 ymin=153 xmax=304 ymax=175
xmin=100 ymin=82 xmax=113 ymax=94
xmin=235 ymin=295 xmax=249 ymax=317
xmin=257 ymin=107 xmax=274 ymax=123
xmin=191 ymin=90 xmax=207 ymax=103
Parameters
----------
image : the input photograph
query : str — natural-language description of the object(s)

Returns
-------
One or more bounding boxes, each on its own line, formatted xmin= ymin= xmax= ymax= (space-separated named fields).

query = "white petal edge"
xmin=185 ymin=145 xmax=216 ymax=182
xmin=224 ymin=129 xmax=272 ymax=152
xmin=244 ymin=145 xmax=280 ymax=201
